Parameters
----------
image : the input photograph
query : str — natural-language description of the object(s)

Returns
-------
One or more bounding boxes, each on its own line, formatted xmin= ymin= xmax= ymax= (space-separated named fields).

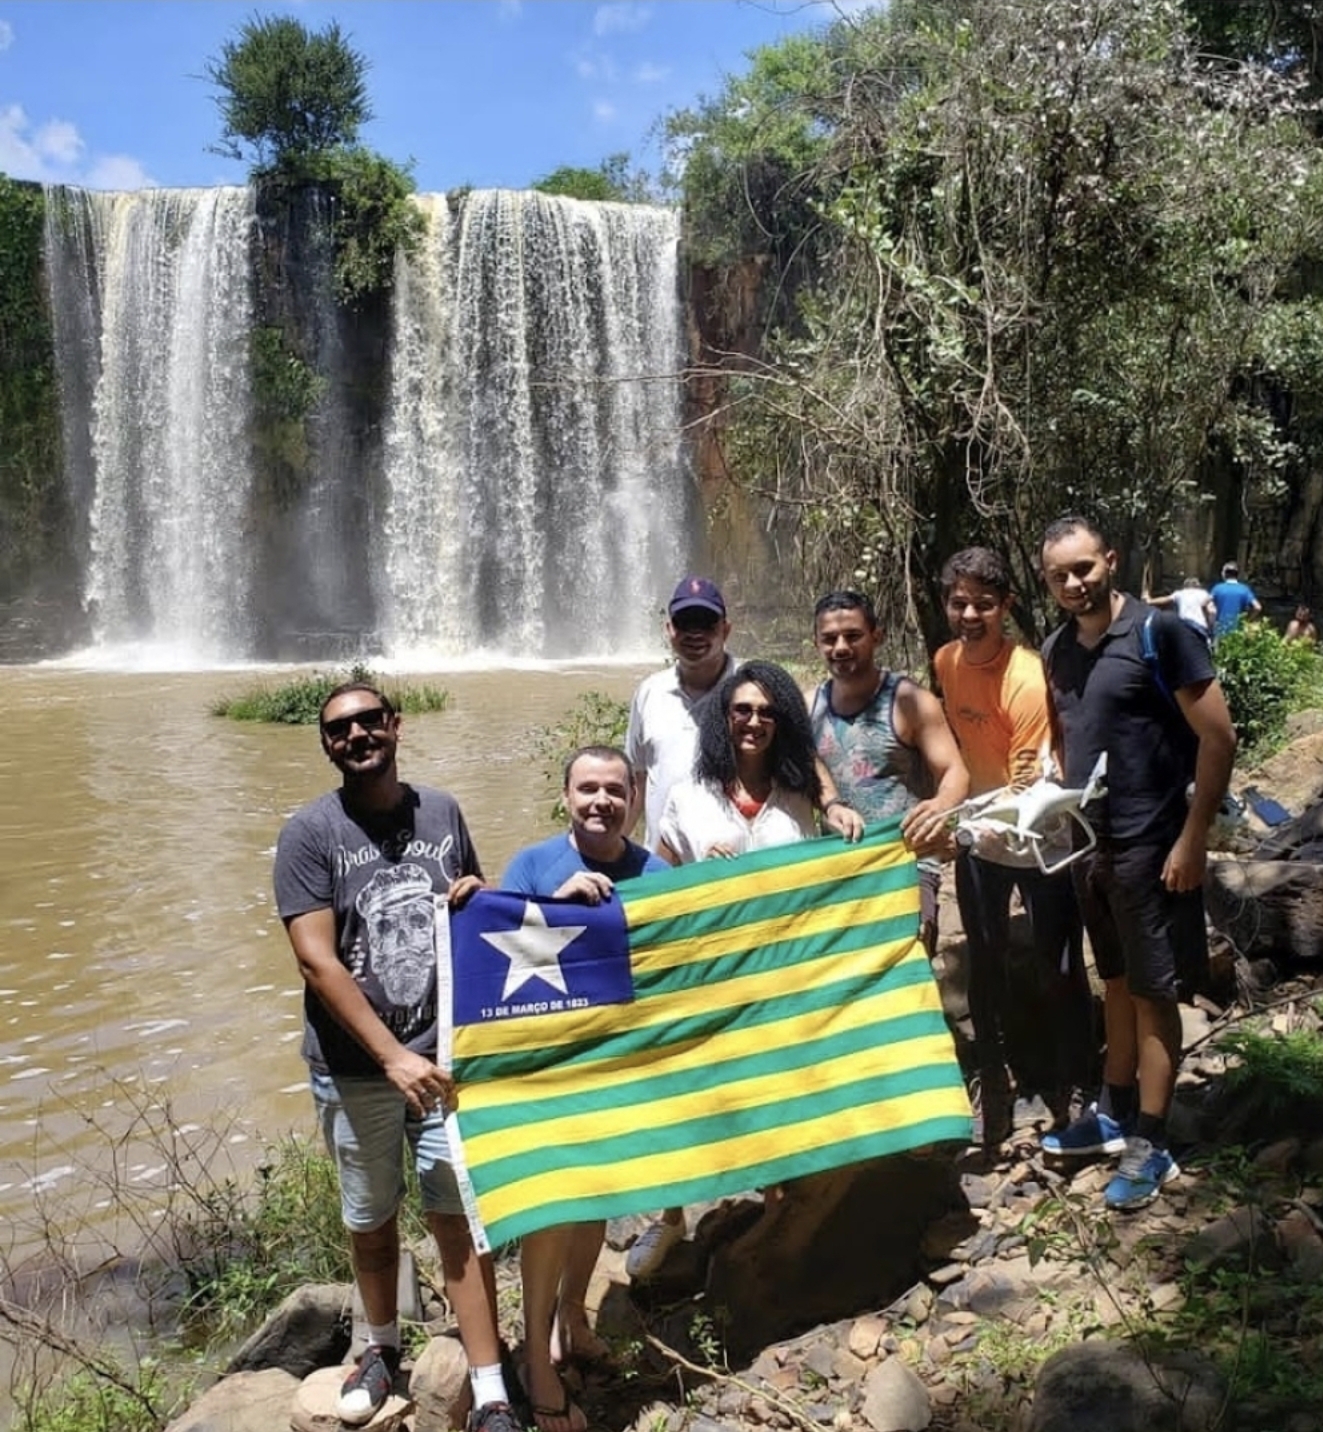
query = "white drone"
xmin=948 ymin=751 xmax=1108 ymax=876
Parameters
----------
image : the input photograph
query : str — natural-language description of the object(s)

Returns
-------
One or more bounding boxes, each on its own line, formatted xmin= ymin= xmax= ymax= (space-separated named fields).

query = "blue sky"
xmin=0 ymin=0 xmax=863 ymax=193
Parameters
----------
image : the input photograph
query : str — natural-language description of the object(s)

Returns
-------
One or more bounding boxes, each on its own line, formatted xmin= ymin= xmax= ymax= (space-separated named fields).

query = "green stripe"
xmin=634 ymin=909 xmax=918 ymax=1002
xmin=460 ymin=1004 xmax=948 ymax=1138
xmin=453 ymin=951 xmax=934 ymax=1085
xmin=477 ymin=1113 xmax=972 ymax=1249
xmin=626 ymin=862 xmax=916 ymax=951
xmin=468 ymin=1059 xmax=966 ymax=1189
xmin=618 ymin=819 xmax=909 ymax=907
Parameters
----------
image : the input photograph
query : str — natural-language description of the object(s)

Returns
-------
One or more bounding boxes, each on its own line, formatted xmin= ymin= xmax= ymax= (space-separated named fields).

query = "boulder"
xmin=411 ymin=1332 xmax=473 ymax=1432
xmin=1275 ymin=1206 xmax=1323 ymax=1281
xmin=859 ymin=1358 xmax=931 ymax=1432
xmin=164 ymin=1368 xmax=299 ymax=1432
xmin=1183 ymin=1207 xmax=1282 ymax=1275
xmin=225 ymin=1282 xmax=351 ymax=1378
xmin=1205 ymin=857 xmax=1323 ymax=961
xmin=292 ymin=1365 xmax=412 ymax=1432
xmin=1029 ymin=1341 xmax=1225 ymax=1432
xmin=704 ymin=1154 xmax=964 ymax=1360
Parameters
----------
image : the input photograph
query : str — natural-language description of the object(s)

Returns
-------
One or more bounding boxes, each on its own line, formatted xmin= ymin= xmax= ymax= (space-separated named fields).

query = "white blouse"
xmin=658 ymin=778 xmax=817 ymax=864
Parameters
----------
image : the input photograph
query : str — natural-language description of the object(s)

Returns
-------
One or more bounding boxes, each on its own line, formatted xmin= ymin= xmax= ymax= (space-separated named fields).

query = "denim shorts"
xmin=310 ymin=1070 xmax=464 ymax=1230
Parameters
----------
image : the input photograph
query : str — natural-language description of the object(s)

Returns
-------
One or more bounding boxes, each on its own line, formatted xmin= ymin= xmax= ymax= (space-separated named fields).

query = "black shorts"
xmin=1071 ymin=839 xmax=1207 ymax=1001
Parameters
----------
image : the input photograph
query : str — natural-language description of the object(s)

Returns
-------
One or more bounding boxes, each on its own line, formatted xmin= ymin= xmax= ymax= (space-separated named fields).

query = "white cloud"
xmin=593 ymin=100 xmax=617 ymax=123
xmin=575 ymin=51 xmax=618 ymax=83
xmin=0 ymin=103 xmax=155 ymax=188
xmin=496 ymin=0 xmax=522 ymax=19
xmin=592 ymin=3 xmax=651 ymax=37
xmin=0 ymin=19 xmax=14 ymax=51
xmin=35 ymin=119 xmax=83 ymax=164
xmin=87 ymin=154 xmax=156 ymax=190
xmin=634 ymin=61 xmax=669 ymax=84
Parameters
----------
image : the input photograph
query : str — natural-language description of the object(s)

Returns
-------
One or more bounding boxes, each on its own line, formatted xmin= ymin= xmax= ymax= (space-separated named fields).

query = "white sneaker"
xmin=625 ymin=1217 xmax=684 ymax=1279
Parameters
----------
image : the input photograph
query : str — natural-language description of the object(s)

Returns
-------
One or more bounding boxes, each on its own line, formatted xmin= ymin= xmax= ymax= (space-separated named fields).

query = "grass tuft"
xmin=210 ymin=662 xmax=450 ymax=724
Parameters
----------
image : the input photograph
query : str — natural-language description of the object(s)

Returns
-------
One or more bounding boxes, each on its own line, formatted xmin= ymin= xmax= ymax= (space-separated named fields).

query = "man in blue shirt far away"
xmin=1206 ymin=561 xmax=1262 ymax=637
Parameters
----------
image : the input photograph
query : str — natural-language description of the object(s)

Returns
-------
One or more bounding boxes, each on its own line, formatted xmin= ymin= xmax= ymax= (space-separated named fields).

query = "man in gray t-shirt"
xmin=273 ymin=682 xmax=517 ymax=1432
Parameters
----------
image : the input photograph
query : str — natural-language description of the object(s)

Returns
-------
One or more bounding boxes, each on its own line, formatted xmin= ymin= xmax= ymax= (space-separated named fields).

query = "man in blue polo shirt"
xmin=1038 ymin=517 xmax=1236 ymax=1210
xmin=502 ymin=745 xmax=667 ymax=1432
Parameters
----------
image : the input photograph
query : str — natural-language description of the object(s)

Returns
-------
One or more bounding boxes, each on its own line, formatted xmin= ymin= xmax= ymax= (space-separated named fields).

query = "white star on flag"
xmin=480 ymin=901 xmax=585 ymax=1002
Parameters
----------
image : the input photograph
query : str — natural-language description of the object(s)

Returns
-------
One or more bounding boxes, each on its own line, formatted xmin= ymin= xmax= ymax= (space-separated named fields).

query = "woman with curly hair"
xmin=656 ymin=659 xmax=823 ymax=863
xmin=626 ymin=662 xmax=824 ymax=1281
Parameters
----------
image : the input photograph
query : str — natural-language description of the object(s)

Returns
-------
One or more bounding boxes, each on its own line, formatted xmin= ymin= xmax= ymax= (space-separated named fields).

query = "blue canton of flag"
xmin=451 ymin=889 xmax=635 ymax=1026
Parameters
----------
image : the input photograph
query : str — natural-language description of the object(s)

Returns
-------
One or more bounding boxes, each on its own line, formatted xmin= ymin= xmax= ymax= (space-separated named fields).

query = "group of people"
xmin=272 ymin=516 xmax=1237 ymax=1429
xmin=1146 ymin=559 xmax=1320 ymax=644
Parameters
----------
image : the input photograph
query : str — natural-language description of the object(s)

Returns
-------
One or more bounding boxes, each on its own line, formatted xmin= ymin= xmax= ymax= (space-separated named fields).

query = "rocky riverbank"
xmin=166 ymin=981 xmax=1323 ymax=1432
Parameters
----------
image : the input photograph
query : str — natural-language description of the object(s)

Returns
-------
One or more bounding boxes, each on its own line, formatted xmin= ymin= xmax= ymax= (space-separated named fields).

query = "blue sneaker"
xmin=1041 ymin=1104 xmax=1129 ymax=1158
xmin=1104 ymin=1137 xmax=1179 ymax=1211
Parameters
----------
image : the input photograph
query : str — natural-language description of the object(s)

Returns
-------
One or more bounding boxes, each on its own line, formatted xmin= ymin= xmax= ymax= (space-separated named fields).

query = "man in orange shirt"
xmin=933 ymin=548 xmax=1094 ymax=1148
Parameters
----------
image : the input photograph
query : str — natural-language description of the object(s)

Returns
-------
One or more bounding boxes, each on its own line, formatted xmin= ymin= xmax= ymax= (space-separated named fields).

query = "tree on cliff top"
xmin=532 ymin=153 xmax=652 ymax=203
xmin=205 ymin=14 xmax=371 ymax=174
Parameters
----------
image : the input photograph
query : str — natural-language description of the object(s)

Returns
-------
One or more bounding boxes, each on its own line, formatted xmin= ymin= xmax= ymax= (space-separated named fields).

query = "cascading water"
xmin=46 ymin=186 xmax=257 ymax=660
xmin=378 ymin=190 xmax=689 ymax=659
xmin=43 ymin=184 xmax=689 ymax=663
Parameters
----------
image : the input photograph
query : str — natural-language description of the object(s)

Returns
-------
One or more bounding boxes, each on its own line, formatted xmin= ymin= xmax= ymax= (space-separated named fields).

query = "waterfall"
xmin=46 ymin=186 xmax=257 ymax=659
xmin=42 ymin=184 xmax=689 ymax=663
xmin=378 ymin=190 xmax=688 ymax=658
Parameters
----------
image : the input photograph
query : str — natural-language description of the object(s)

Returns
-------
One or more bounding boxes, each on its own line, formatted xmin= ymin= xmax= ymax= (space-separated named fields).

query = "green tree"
xmin=531 ymin=152 xmax=652 ymax=202
xmin=686 ymin=0 xmax=1323 ymax=649
xmin=663 ymin=31 xmax=836 ymax=268
xmin=205 ymin=14 xmax=371 ymax=175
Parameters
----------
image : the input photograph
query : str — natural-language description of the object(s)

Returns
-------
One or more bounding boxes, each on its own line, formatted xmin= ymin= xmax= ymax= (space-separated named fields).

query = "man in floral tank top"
xmin=808 ymin=590 xmax=968 ymax=955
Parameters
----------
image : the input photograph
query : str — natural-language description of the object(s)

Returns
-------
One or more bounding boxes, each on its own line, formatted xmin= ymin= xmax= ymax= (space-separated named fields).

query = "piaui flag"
xmin=446 ymin=821 xmax=971 ymax=1247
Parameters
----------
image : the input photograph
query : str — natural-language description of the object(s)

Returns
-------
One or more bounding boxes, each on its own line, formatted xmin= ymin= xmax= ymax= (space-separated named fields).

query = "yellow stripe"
xmin=455 ymin=933 xmax=922 ymax=1061
xmin=627 ymin=885 xmax=919 ymax=975
xmin=475 ymin=1084 xmax=972 ymax=1225
xmin=623 ymin=839 xmax=914 ymax=926
xmin=459 ymin=971 xmax=943 ymax=1119
xmin=463 ymin=1029 xmax=959 ymax=1165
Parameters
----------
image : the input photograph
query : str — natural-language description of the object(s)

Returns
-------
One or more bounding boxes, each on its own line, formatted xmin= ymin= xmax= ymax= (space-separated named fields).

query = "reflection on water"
xmin=0 ymin=663 xmax=654 ymax=1252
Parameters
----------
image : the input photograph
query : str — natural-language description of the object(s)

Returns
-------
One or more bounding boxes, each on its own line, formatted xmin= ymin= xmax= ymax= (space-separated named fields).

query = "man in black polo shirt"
xmin=1038 ymin=516 xmax=1236 ymax=1210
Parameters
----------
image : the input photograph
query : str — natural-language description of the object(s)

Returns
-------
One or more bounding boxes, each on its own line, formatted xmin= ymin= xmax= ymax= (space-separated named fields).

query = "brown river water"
xmin=0 ymin=661 xmax=653 ymax=1264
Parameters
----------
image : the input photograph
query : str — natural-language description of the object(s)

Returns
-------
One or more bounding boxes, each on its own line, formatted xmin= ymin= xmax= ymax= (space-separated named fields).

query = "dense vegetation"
xmin=0 ymin=178 xmax=67 ymax=624
xmin=206 ymin=14 xmax=423 ymax=304
xmin=1215 ymin=622 xmax=1323 ymax=756
xmin=671 ymin=0 xmax=1323 ymax=649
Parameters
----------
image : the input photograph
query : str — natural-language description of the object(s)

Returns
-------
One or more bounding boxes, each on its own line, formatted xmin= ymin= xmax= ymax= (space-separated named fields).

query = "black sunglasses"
xmin=672 ymin=609 xmax=721 ymax=632
xmin=322 ymin=706 xmax=391 ymax=741
xmin=730 ymin=701 xmax=778 ymax=723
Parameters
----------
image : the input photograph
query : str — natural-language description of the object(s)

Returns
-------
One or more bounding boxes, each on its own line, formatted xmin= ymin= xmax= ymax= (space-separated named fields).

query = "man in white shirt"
xmin=626 ymin=577 xmax=738 ymax=850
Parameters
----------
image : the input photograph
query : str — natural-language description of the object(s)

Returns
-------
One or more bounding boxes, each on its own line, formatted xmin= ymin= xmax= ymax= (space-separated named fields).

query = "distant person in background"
xmin=1286 ymin=605 xmax=1318 ymax=645
xmin=1207 ymin=562 xmax=1262 ymax=637
xmin=503 ymin=746 xmax=667 ymax=1432
xmin=1142 ymin=576 xmax=1212 ymax=644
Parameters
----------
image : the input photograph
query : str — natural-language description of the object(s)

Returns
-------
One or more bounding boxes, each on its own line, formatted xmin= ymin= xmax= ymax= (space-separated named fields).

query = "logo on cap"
xmin=668 ymin=576 xmax=726 ymax=618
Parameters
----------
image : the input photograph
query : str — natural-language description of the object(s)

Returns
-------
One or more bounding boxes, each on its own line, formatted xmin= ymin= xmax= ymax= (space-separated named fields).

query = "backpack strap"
xmin=1141 ymin=611 xmax=1179 ymax=712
